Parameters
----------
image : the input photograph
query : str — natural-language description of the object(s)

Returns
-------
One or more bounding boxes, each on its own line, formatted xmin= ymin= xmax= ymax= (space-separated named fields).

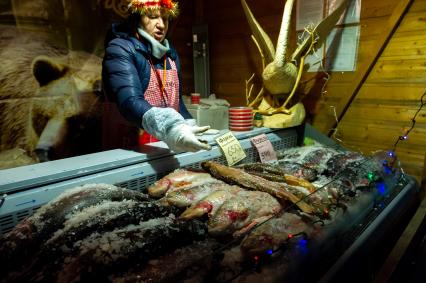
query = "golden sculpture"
xmin=241 ymin=0 xmax=350 ymax=128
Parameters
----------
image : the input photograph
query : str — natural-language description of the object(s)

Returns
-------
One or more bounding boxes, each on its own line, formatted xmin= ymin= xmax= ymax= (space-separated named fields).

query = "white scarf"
xmin=137 ymin=28 xmax=170 ymax=59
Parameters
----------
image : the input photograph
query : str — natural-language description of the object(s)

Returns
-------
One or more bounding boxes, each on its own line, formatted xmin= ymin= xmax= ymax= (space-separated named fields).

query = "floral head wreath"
xmin=128 ymin=0 xmax=179 ymax=18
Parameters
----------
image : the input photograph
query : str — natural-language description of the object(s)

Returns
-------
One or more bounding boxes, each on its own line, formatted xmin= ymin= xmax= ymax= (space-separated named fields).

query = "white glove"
xmin=142 ymin=107 xmax=212 ymax=152
xmin=167 ymin=123 xmax=212 ymax=152
xmin=184 ymin=119 xmax=197 ymax=126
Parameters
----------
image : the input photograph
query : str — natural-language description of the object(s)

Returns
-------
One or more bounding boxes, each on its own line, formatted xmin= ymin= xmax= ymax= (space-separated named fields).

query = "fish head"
xmin=147 ymin=178 xmax=172 ymax=198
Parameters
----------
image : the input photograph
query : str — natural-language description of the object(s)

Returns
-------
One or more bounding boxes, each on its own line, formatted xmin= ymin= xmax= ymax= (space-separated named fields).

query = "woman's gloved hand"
xmin=167 ymin=123 xmax=211 ymax=152
xmin=142 ymin=107 xmax=212 ymax=152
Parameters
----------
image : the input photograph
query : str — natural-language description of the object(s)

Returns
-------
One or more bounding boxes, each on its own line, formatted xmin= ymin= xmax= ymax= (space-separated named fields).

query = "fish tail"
xmin=276 ymin=190 xmax=315 ymax=214
xmin=296 ymin=201 xmax=316 ymax=214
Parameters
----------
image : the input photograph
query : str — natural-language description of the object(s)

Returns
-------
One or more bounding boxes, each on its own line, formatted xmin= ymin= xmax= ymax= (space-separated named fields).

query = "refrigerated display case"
xmin=0 ymin=124 xmax=420 ymax=282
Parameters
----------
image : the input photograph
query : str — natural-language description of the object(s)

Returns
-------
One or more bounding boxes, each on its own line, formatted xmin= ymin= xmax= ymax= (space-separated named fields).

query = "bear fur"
xmin=0 ymin=25 xmax=103 ymax=167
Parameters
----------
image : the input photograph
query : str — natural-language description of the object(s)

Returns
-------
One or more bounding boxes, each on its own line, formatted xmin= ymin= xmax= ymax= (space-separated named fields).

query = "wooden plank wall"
xmin=173 ymin=0 xmax=426 ymax=182
xmin=205 ymin=0 xmax=291 ymax=106
xmin=310 ymin=0 xmax=426 ymax=182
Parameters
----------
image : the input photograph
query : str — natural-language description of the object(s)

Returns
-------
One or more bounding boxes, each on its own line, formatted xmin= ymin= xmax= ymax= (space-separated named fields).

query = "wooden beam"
xmin=326 ymin=0 xmax=414 ymax=137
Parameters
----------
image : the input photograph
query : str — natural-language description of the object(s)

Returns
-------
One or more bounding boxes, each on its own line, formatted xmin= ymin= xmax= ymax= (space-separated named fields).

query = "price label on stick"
xmin=250 ymin=134 xmax=277 ymax=163
xmin=215 ymin=132 xmax=247 ymax=166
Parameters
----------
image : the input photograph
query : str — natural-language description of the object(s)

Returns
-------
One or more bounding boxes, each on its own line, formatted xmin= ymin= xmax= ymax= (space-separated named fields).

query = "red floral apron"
xmin=140 ymin=57 xmax=180 ymax=144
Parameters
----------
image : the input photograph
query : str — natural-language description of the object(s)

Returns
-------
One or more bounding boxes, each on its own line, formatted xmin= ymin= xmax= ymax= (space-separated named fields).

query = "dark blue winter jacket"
xmin=102 ymin=23 xmax=191 ymax=127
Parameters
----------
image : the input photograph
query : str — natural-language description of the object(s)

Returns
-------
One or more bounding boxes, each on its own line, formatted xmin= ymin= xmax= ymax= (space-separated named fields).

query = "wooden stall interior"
xmin=172 ymin=0 xmax=425 ymax=185
xmin=0 ymin=0 xmax=425 ymax=281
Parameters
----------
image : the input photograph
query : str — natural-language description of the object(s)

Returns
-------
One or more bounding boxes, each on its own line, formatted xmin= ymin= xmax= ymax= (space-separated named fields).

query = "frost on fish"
xmin=208 ymin=190 xmax=282 ymax=236
xmin=277 ymin=145 xmax=340 ymax=174
xmin=0 ymin=144 xmax=390 ymax=282
xmin=45 ymin=199 xmax=181 ymax=254
xmin=4 ymin=215 xmax=208 ymax=283
xmin=0 ymin=183 xmax=149 ymax=279
xmin=240 ymin=212 xmax=313 ymax=258
xmin=109 ymin=239 xmax=220 ymax=283
xmin=54 ymin=217 xmax=208 ymax=283
xmin=276 ymin=144 xmax=386 ymax=209
xmin=147 ymin=169 xmax=219 ymax=198
xmin=324 ymin=151 xmax=383 ymax=192
xmin=275 ymin=160 xmax=318 ymax=181
xmin=277 ymin=145 xmax=383 ymax=188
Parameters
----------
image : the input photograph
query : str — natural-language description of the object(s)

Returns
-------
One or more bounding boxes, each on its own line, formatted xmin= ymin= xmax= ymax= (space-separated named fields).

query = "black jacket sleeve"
xmin=102 ymin=38 xmax=153 ymax=127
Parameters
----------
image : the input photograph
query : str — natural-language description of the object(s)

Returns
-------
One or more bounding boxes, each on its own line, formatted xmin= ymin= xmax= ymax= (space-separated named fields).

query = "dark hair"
xmin=126 ymin=12 xmax=142 ymax=34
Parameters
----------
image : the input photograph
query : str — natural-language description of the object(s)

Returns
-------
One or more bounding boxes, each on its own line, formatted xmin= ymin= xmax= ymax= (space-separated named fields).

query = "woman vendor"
xmin=102 ymin=0 xmax=211 ymax=152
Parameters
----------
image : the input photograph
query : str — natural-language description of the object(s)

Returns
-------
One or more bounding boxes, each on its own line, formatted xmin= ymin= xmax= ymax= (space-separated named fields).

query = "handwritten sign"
xmin=250 ymin=134 xmax=277 ymax=163
xmin=215 ymin=132 xmax=246 ymax=166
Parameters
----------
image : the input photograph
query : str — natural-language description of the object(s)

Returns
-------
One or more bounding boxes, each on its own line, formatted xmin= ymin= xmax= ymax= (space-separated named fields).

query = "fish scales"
xmin=208 ymin=190 xmax=282 ymax=236
xmin=45 ymin=200 xmax=181 ymax=254
xmin=55 ymin=217 xmax=208 ymax=283
xmin=16 ymin=217 xmax=208 ymax=283
xmin=164 ymin=181 xmax=226 ymax=207
xmin=0 ymin=184 xmax=149 ymax=278
xmin=180 ymin=186 xmax=242 ymax=220
xmin=239 ymin=169 xmax=317 ymax=193
xmin=277 ymin=145 xmax=340 ymax=174
xmin=239 ymin=162 xmax=318 ymax=182
xmin=202 ymin=161 xmax=315 ymax=214
xmin=277 ymin=160 xmax=318 ymax=181
xmin=225 ymin=163 xmax=329 ymax=217
xmin=246 ymin=163 xmax=287 ymax=176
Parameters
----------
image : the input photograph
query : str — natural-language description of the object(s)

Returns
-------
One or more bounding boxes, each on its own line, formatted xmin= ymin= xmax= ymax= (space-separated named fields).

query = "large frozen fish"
xmin=277 ymin=145 xmax=340 ymax=174
xmin=180 ymin=186 xmax=242 ymax=220
xmin=325 ymin=151 xmax=383 ymax=192
xmin=45 ymin=199 xmax=181 ymax=253
xmin=208 ymin=190 xmax=282 ymax=236
xmin=276 ymin=160 xmax=318 ymax=181
xmin=240 ymin=212 xmax=313 ymax=258
xmin=202 ymin=161 xmax=315 ymax=214
xmin=237 ymin=162 xmax=317 ymax=192
xmin=238 ymin=162 xmax=316 ymax=182
xmin=0 ymin=183 xmax=149 ymax=279
xmin=236 ymin=163 xmax=334 ymax=216
xmin=55 ymin=217 xmax=208 ymax=283
xmin=109 ymin=239 xmax=219 ymax=283
xmin=12 ymin=216 xmax=208 ymax=282
xmin=147 ymin=169 xmax=219 ymax=198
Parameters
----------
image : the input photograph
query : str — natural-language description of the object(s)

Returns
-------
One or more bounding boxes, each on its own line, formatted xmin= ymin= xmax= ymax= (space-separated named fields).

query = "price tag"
xmin=250 ymin=134 xmax=277 ymax=163
xmin=215 ymin=132 xmax=247 ymax=166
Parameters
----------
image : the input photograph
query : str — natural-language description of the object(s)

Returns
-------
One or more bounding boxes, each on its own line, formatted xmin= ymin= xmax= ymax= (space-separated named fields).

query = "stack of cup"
xmin=229 ymin=107 xmax=253 ymax=131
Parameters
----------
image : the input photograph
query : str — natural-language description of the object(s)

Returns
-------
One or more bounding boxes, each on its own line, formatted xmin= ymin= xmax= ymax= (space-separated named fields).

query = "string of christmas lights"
xmin=392 ymin=91 xmax=425 ymax=150
xmin=385 ymin=91 xmax=426 ymax=171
